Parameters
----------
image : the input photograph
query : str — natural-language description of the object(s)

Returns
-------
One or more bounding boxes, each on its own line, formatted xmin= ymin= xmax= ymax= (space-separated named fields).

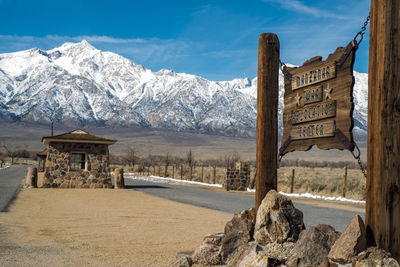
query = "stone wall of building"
xmin=223 ymin=164 xmax=250 ymax=191
xmin=42 ymin=142 xmax=112 ymax=188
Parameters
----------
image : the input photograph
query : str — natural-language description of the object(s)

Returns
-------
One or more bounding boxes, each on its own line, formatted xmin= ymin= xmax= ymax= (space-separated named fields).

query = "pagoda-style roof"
xmin=41 ymin=129 xmax=117 ymax=145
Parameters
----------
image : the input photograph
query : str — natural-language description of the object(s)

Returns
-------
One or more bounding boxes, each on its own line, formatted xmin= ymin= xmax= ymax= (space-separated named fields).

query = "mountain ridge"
xmin=0 ymin=40 xmax=368 ymax=138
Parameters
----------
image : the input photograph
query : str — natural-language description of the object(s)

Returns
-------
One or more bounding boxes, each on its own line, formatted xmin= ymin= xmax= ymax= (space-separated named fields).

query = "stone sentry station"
xmin=38 ymin=129 xmax=116 ymax=188
xmin=223 ymin=162 xmax=250 ymax=191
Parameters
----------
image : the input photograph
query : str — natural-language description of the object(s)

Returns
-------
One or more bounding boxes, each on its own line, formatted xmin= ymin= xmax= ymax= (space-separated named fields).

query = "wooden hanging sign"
xmin=280 ymin=42 xmax=357 ymax=155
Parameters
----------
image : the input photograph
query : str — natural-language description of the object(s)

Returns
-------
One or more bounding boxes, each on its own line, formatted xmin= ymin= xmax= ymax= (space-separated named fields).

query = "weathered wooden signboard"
xmin=280 ymin=42 xmax=357 ymax=155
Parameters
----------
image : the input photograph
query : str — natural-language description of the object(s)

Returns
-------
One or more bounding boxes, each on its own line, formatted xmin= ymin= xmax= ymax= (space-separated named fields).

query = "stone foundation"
xmin=224 ymin=164 xmax=250 ymax=191
xmin=42 ymin=142 xmax=112 ymax=189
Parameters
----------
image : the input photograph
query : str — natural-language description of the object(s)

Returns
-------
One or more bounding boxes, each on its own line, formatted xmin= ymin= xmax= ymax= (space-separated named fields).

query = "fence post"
xmin=290 ymin=169 xmax=295 ymax=194
xmin=201 ymin=165 xmax=204 ymax=182
xmin=342 ymin=167 xmax=347 ymax=198
xmin=181 ymin=165 xmax=183 ymax=180
xmin=172 ymin=165 xmax=175 ymax=178
xmin=255 ymin=33 xmax=279 ymax=214
xmin=213 ymin=166 xmax=216 ymax=184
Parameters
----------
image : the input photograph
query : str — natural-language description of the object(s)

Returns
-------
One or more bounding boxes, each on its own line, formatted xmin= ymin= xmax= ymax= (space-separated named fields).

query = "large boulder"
xmin=254 ymin=190 xmax=305 ymax=245
xmin=286 ymin=224 xmax=341 ymax=266
xmin=219 ymin=208 xmax=256 ymax=264
xmin=191 ymin=233 xmax=224 ymax=266
xmin=328 ymin=215 xmax=367 ymax=264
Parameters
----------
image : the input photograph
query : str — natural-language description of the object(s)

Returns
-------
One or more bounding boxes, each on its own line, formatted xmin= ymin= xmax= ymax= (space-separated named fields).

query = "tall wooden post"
xmin=201 ymin=166 xmax=204 ymax=182
xmin=255 ymin=33 xmax=279 ymax=213
xmin=367 ymin=0 xmax=400 ymax=259
xmin=342 ymin=167 xmax=347 ymax=198
xmin=172 ymin=165 xmax=175 ymax=178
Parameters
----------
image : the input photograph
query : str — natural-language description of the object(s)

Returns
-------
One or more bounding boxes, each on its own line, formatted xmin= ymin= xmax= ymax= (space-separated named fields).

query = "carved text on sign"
xmin=290 ymin=121 xmax=336 ymax=140
xmin=291 ymin=63 xmax=336 ymax=90
xmin=304 ymin=86 xmax=323 ymax=105
xmin=291 ymin=100 xmax=336 ymax=125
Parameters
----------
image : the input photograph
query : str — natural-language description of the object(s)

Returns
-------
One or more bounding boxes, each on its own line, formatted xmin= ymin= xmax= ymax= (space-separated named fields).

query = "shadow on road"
xmin=125 ymin=185 xmax=170 ymax=190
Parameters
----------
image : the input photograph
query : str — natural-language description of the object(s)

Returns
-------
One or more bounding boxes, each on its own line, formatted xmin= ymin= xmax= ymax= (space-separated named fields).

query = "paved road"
xmin=125 ymin=178 xmax=365 ymax=232
xmin=0 ymin=165 xmax=27 ymax=212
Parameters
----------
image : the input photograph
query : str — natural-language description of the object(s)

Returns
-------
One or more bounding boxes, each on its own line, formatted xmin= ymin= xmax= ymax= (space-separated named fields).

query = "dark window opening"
xmin=70 ymin=153 xmax=86 ymax=171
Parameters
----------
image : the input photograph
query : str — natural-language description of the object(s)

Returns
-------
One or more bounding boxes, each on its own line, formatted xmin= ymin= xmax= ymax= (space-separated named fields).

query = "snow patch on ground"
xmin=0 ymin=165 xmax=10 ymax=170
xmin=247 ymin=188 xmax=365 ymax=204
xmin=124 ymin=174 xmax=223 ymax=188
xmin=125 ymin=174 xmax=365 ymax=204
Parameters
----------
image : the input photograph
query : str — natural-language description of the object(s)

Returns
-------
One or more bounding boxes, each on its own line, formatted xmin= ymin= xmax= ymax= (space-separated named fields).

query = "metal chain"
xmin=353 ymin=13 xmax=370 ymax=46
xmin=350 ymin=143 xmax=367 ymax=179
xmin=279 ymin=59 xmax=286 ymax=72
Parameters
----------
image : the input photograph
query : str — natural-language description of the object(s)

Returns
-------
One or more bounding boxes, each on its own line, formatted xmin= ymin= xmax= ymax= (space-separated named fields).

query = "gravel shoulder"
xmin=0 ymin=189 xmax=232 ymax=267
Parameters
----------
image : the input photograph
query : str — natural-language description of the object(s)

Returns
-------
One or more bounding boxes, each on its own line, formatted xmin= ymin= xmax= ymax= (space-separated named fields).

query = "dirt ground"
xmin=0 ymin=189 xmax=232 ymax=267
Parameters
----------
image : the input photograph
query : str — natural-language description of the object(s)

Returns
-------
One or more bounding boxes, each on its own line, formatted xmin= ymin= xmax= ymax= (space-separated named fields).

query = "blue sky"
xmin=0 ymin=0 xmax=370 ymax=81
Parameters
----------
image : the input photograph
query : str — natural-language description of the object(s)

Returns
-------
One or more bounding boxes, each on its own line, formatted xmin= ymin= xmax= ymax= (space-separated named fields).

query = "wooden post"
xmin=366 ymin=0 xmax=400 ymax=259
xmin=189 ymin=166 xmax=193 ymax=181
xmin=114 ymin=168 xmax=125 ymax=189
xmin=201 ymin=166 xmax=204 ymax=182
xmin=290 ymin=169 xmax=295 ymax=194
xmin=25 ymin=167 xmax=37 ymax=188
xmin=255 ymin=33 xmax=279 ymax=213
xmin=213 ymin=166 xmax=216 ymax=184
xmin=342 ymin=167 xmax=347 ymax=198
xmin=147 ymin=166 xmax=150 ymax=176
xmin=180 ymin=165 xmax=183 ymax=180
xmin=158 ymin=165 xmax=161 ymax=176
xmin=172 ymin=165 xmax=175 ymax=178
xmin=164 ymin=165 xmax=168 ymax=177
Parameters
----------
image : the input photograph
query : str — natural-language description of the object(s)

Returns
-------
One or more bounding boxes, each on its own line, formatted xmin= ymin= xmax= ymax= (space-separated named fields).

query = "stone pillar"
xmin=25 ymin=167 xmax=37 ymax=188
xmin=114 ymin=168 xmax=125 ymax=189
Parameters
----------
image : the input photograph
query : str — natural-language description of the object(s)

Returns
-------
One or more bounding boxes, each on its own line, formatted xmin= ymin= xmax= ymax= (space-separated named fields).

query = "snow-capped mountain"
xmin=0 ymin=40 xmax=368 ymax=137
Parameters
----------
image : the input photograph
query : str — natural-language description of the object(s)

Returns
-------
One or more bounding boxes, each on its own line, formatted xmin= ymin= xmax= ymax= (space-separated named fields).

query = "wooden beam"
xmin=255 ymin=33 xmax=279 ymax=213
xmin=366 ymin=0 xmax=400 ymax=260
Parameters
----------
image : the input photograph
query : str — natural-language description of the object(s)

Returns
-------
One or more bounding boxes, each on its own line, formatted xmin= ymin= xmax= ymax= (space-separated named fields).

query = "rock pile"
xmin=172 ymin=190 xmax=400 ymax=267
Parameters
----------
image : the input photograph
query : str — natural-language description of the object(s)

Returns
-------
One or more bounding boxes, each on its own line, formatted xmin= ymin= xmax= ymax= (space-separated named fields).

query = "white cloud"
xmin=262 ymin=0 xmax=347 ymax=19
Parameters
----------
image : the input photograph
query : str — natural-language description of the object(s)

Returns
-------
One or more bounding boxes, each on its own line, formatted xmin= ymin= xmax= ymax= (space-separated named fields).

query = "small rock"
xmin=254 ymin=190 xmax=305 ymax=245
xmin=286 ymin=224 xmax=341 ymax=267
xmin=238 ymin=242 xmax=286 ymax=267
xmin=171 ymin=256 xmax=192 ymax=267
xmin=191 ymin=233 xmax=224 ymax=265
xmin=219 ymin=208 xmax=256 ymax=264
xmin=354 ymin=247 xmax=400 ymax=267
xmin=328 ymin=215 xmax=367 ymax=264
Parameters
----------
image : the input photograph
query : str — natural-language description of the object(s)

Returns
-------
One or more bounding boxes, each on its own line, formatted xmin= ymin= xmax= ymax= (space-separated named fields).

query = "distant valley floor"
xmin=0 ymin=121 xmax=366 ymax=161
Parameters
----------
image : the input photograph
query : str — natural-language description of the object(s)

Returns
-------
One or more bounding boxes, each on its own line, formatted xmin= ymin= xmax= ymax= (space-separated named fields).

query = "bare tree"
xmin=1 ymin=140 xmax=22 ymax=165
xmin=224 ymin=151 xmax=241 ymax=169
xmin=125 ymin=146 xmax=137 ymax=169
xmin=186 ymin=149 xmax=195 ymax=180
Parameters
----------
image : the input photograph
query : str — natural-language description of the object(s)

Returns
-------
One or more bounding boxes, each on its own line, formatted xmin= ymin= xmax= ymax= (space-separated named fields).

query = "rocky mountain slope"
xmin=0 ymin=41 xmax=368 ymax=137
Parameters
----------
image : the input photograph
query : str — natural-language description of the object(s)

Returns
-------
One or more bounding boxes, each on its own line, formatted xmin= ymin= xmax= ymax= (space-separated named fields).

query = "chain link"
xmin=353 ymin=13 xmax=370 ymax=45
xmin=351 ymin=143 xmax=367 ymax=179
